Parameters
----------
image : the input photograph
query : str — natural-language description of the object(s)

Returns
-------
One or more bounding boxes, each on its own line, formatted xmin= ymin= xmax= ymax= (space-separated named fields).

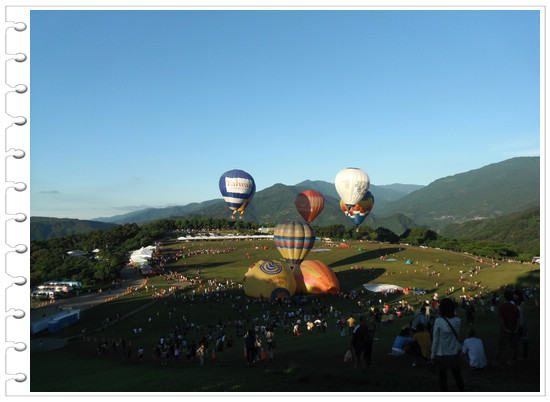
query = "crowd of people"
xmin=80 ymin=243 xmax=538 ymax=392
xmin=375 ymin=287 xmax=533 ymax=392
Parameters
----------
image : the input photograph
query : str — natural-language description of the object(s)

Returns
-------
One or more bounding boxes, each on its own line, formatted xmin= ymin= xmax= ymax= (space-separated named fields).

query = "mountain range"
xmin=32 ymin=157 xmax=540 ymax=240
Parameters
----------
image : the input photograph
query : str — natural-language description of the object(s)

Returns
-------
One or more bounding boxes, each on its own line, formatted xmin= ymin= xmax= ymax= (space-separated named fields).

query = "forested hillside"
xmin=30 ymin=217 xmax=117 ymax=241
xmin=441 ymin=206 xmax=540 ymax=257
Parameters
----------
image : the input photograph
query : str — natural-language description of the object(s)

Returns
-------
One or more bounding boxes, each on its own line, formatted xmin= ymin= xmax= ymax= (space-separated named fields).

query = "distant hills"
xmin=441 ymin=206 xmax=540 ymax=256
xmin=30 ymin=217 xmax=117 ymax=241
xmin=31 ymin=157 xmax=540 ymax=242
xmin=375 ymin=157 xmax=540 ymax=230
xmin=92 ymin=182 xmax=425 ymax=234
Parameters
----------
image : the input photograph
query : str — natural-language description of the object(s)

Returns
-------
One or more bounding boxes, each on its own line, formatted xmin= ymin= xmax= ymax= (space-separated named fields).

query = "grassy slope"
xmin=30 ymin=240 xmax=541 ymax=393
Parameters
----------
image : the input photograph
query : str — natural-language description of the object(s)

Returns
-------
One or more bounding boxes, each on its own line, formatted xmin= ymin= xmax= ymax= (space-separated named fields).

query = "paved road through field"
xmin=30 ymin=264 xmax=147 ymax=352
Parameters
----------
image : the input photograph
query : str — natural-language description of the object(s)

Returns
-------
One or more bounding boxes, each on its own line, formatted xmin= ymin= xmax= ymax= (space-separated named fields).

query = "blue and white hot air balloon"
xmin=219 ymin=169 xmax=256 ymax=219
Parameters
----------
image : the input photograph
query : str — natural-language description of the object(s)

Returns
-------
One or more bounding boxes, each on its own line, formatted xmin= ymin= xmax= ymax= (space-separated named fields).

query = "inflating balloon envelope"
xmin=294 ymin=260 xmax=340 ymax=295
xmin=243 ymin=260 xmax=296 ymax=299
xmin=274 ymin=220 xmax=315 ymax=270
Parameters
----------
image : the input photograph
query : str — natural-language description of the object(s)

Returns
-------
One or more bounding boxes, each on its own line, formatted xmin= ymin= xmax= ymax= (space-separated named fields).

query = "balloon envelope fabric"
xmin=334 ymin=167 xmax=370 ymax=207
xmin=274 ymin=220 xmax=315 ymax=269
xmin=219 ymin=169 xmax=255 ymax=218
xmin=295 ymin=190 xmax=324 ymax=223
xmin=243 ymin=260 xmax=296 ymax=299
xmin=294 ymin=260 xmax=340 ymax=294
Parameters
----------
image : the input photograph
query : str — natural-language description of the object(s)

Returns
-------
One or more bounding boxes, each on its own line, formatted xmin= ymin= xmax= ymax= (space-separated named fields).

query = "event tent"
xmin=363 ymin=283 xmax=404 ymax=293
xmin=130 ymin=246 xmax=156 ymax=266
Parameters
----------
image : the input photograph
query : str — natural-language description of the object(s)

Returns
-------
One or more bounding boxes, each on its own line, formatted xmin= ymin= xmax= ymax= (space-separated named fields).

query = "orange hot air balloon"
xmin=295 ymin=190 xmax=325 ymax=223
xmin=294 ymin=260 xmax=340 ymax=295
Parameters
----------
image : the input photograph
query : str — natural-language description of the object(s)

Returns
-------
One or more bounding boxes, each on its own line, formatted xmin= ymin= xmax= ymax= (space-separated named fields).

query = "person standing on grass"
xmin=196 ymin=342 xmax=206 ymax=365
xmin=513 ymin=289 xmax=529 ymax=360
xmin=364 ymin=314 xmax=377 ymax=368
xmin=494 ymin=289 xmax=520 ymax=366
xmin=431 ymin=298 xmax=465 ymax=392
xmin=350 ymin=316 xmax=368 ymax=368
xmin=245 ymin=329 xmax=257 ymax=365
xmin=265 ymin=326 xmax=276 ymax=360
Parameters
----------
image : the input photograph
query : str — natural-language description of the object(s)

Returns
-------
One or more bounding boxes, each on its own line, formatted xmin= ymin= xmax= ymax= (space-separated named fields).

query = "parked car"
xmin=410 ymin=288 xmax=426 ymax=295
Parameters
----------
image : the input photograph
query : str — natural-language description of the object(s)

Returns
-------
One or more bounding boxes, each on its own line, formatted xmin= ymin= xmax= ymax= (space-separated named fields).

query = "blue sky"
xmin=30 ymin=9 xmax=541 ymax=220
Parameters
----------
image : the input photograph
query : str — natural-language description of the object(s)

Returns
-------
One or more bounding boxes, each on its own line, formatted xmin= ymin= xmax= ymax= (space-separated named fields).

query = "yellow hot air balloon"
xmin=294 ymin=260 xmax=340 ymax=295
xmin=243 ymin=260 xmax=296 ymax=299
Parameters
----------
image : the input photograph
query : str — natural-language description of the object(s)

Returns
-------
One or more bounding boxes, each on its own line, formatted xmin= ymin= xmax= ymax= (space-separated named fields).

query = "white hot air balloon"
xmin=335 ymin=168 xmax=370 ymax=207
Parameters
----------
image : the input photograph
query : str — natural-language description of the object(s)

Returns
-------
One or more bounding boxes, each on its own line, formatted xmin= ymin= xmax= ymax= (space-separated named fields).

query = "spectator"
xmin=494 ymin=290 xmax=520 ymax=366
xmin=412 ymin=322 xmax=432 ymax=367
xmin=431 ymin=298 xmax=465 ymax=392
xmin=462 ymin=328 xmax=487 ymax=369
xmin=391 ymin=327 xmax=413 ymax=356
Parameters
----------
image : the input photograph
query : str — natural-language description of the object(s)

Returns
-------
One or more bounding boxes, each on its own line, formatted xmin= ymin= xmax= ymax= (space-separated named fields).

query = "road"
xmin=30 ymin=265 xmax=147 ymax=352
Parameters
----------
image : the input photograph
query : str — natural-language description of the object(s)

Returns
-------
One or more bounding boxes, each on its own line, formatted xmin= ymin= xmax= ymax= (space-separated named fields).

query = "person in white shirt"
xmin=462 ymin=328 xmax=487 ymax=369
xmin=431 ymin=298 xmax=465 ymax=392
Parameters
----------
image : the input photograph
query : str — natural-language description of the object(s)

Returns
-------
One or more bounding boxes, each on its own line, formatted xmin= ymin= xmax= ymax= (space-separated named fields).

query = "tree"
xmin=372 ymin=227 xmax=399 ymax=243
xmin=400 ymin=227 xmax=438 ymax=245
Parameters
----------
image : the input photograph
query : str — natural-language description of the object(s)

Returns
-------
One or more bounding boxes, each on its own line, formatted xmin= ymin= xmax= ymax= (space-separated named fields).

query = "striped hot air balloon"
xmin=274 ymin=220 xmax=315 ymax=269
xmin=294 ymin=260 xmax=340 ymax=295
xmin=295 ymin=190 xmax=324 ymax=223
xmin=219 ymin=169 xmax=255 ymax=219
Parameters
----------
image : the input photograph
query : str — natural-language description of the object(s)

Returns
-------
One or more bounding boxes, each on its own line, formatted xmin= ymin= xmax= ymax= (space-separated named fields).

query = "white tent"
xmin=130 ymin=246 xmax=156 ymax=266
xmin=363 ymin=283 xmax=404 ymax=293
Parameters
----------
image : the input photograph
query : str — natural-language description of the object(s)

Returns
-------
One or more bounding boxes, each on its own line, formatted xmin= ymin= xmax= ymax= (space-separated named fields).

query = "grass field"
xmin=30 ymin=239 xmax=542 ymax=394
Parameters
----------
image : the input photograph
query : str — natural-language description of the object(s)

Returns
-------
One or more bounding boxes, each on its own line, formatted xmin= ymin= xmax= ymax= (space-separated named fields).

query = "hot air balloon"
xmin=219 ymin=169 xmax=255 ymax=219
xmin=340 ymin=191 xmax=374 ymax=227
xmin=243 ymin=260 xmax=296 ymax=299
xmin=295 ymin=190 xmax=324 ymax=223
xmin=294 ymin=260 xmax=340 ymax=295
xmin=274 ymin=220 xmax=315 ymax=270
xmin=335 ymin=168 xmax=370 ymax=208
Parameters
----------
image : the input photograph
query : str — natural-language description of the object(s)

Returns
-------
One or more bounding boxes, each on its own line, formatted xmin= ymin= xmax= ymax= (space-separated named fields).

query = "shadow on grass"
xmin=177 ymin=261 xmax=234 ymax=270
xmin=331 ymin=247 xmax=404 ymax=267
xmin=516 ymin=269 xmax=540 ymax=288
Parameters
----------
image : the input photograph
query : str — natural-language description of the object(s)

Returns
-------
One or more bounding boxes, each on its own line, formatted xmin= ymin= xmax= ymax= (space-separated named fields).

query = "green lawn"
xmin=30 ymin=239 xmax=541 ymax=393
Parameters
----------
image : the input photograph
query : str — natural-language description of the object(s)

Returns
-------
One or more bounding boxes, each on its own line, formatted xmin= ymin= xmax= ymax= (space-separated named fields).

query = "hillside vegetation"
xmin=30 ymin=217 xmax=117 ymax=241
xmin=441 ymin=206 xmax=540 ymax=257
xmin=375 ymin=157 xmax=539 ymax=230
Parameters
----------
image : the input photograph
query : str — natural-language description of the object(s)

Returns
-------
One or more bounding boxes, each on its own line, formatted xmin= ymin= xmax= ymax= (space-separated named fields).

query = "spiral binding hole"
xmin=14 ymin=53 xmax=27 ymax=62
xmin=13 ymin=22 xmax=27 ymax=32
xmin=14 ymin=84 xmax=28 ymax=94
xmin=8 ymin=309 xmax=25 ymax=319
xmin=14 ymin=116 xmax=27 ymax=126
xmin=14 ymin=343 xmax=27 ymax=352
xmin=13 ymin=213 xmax=27 ymax=222
xmin=12 ymin=182 xmax=27 ymax=191
xmin=9 ymin=149 xmax=26 ymax=159
xmin=12 ymin=276 xmax=27 ymax=286
xmin=14 ymin=244 xmax=28 ymax=254
xmin=14 ymin=373 xmax=27 ymax=383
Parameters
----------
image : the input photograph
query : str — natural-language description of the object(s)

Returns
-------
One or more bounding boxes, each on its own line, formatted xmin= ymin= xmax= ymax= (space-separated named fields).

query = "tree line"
xmin=30 ymin=217 xmax=537 ymax=289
